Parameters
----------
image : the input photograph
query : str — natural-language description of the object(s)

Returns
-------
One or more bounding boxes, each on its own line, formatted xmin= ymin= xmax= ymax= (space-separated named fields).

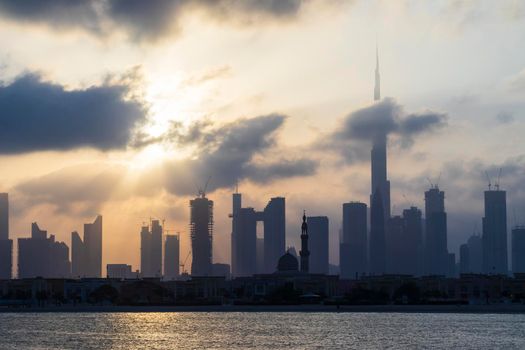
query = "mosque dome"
xmin=277 ymin=251 xmax=299 ymax=272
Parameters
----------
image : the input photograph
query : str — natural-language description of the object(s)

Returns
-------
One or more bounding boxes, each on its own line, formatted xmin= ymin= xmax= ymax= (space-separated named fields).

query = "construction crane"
xmin=485 ymin=171 xmax=492 ymax=191
xmin=495 ymin=168 xmax=502 ymax=190
xmin=193 ymin=176 xmax=212 ymax=198
xmin=180 ymin=251 xmax=191 ymax=274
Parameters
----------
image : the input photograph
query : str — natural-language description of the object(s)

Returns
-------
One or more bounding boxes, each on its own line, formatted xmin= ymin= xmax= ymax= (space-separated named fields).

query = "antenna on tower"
xmin=426 ymin=177 xmax=434 ymax=189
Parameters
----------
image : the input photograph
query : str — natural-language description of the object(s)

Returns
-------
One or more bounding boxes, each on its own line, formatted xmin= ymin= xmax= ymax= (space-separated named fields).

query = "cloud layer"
xmin=160 ymin=114 xmax=318 ymax=195
xmin=0 ymin=0 xmax=324 ymax=42
xmin=329 ymin=98 xmax=447 ymax=163
xmin=0 ymin=73 xmax=146 ymax=154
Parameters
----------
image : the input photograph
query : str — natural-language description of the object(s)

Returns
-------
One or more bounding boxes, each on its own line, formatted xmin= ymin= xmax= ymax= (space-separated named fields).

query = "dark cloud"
xmin=0 ymin=0 xmax=332 ymax=42
xmin=328 ymin=98 xmax=447 ymax=163
xmin=0 ymin=73 xmax=147 ymax=154
xmin=160 ymin=114 xmax=318 ymax=195
xmin=0 ymin=0 xmax=100 ymax=32
xmin=496 ymin=111 xmax=515 ymax=124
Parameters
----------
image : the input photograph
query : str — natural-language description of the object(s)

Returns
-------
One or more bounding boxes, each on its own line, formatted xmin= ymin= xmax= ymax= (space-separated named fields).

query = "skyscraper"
xmin=0 ymin=193 xmax=12 ymax=279
xmin=369 ymin=48 xmax=390 ymax=276
xmin=164 ymin=234 xmax=180 ymax=280
xmin=371 ymin=47 xmax=391 ymax=221
xmin=18 ymin=223 xmax=70 ymax=278
xmin=140 ymin=224 xmax=151 ymax=277
xmin=230 ymin=191 xmax=242 ymax=277
xmin=84 ymin=215 xmax=103 ymax=277
xmin=386 ymin=215 xmax=404 ymax=274
xmin=369 ymin=190 xmax=386 ymax=275
xmin=150 ymin=219 xmax=163 ymax=277
xmin=70 ymin=215 xmax=103 ymax=278
xmin=374 ymin=45 xmax=380 ymax=101
xmin=71 ymin=231 xmax=86 ymax=277
xmin=300 ymin=212 xmax=309 ymax=273
xmin=460 ymin=243 xmax=470 ymax=274
xmin=263 ymin=197 xmax=286 ymax=273
xmin=0 ymin=193 xmax=8 ymax=241
xmin=231 ymin=193 xmax=285 ymax=276
xmin=340 ymin=202 xmax=367 ymax=279
xmin=467 ymin=234 xmax=483 ymax=273
xmin=235 ymin=207 xmax=257 ymax=277
xmin=424 ymin=186 xmax=448 ymax=276
xmin=403 ymin=207 xmax=423 ymax=276
xmin=482 ymin=189 xmax=508 ymax=275
xmin=308 ymin=216 xmax=329 ymax=274
xmin=190 ymin=195 xmax=213 ymax=276
xmin=512 ymin=227 xmax=525 ymax=274
xmin=139 ymin=220 xmax=165 ymax=278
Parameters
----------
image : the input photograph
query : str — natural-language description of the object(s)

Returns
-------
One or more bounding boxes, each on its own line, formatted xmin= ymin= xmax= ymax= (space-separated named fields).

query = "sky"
xmin=1 ymin=0 xmax=525 ymax=273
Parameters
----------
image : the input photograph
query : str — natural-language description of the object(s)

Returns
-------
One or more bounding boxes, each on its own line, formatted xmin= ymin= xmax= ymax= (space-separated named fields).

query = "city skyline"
xmin=0 ymin=1 xmax=525 ymax=273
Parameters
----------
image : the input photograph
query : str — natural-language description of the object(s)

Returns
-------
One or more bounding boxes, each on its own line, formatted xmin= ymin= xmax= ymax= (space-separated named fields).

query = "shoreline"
xmin=1 ymin=304 xmax=525 ymax=314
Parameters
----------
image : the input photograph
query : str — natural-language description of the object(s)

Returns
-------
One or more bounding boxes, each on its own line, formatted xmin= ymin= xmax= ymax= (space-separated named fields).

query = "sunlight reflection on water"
xmin=0 ymin=312 xmax=524 ymax=349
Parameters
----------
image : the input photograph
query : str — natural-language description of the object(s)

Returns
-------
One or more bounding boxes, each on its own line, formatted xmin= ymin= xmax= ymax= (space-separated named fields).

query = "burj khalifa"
xmin=369 ymin=47 xmax=390 ymax=275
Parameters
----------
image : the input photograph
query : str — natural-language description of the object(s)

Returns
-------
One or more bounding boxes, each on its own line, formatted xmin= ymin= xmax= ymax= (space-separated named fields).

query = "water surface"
xmin=0 ymin=312 xmax=524 ymax=349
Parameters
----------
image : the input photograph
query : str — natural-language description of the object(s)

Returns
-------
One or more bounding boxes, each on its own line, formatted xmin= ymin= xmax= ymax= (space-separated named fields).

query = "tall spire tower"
xmin=374 ymin=45 xmax=380 ymax=101
xmin=300 ymin=211 xmax=310 ymax=273
xmin=369 ymin=45 xmax=390 ymax=275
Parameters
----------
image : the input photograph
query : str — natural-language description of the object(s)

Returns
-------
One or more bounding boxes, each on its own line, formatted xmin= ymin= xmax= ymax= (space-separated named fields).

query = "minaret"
xmin=300 ymin=211 xmax=310 ymax=273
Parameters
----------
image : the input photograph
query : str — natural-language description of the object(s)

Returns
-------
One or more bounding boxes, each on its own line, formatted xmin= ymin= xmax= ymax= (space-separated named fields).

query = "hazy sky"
xmin=1 ymin=0 xmax=525 ymax=272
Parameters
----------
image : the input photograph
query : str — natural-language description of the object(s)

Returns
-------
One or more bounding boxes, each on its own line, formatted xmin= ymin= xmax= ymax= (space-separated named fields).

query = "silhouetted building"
xmin=140 ymin=225 xmax=151 ymax=277
xmin=512 ymin=227 xmax=525 ymax=274
xmin=277 ymin=250 xmax=299 ymax=272
xmin=230 ymin=191 xmax=241 ymax=277
xmin=386 ymin=209 xmax=424 ymax=277
xmin=107 ymin=264 xmax=135 ymax=279
xmin=0 ymin=193 xmax=8 ymax=240
xmin=190 ymin=195 xmax=213 ymax=276
xmin=164 ymin=234 xmax=180 ymax=280
xmin=140 ymin=220 xmax=165 ymax=278
xmin=256 ymin=238 xmax=264 ymax=273
xmin=70 ymin=215 xmax=103 ymax=278
xmin=369 ymin=190 xmax=386 ymax=275
xmin=84 ymin=215 xmax=103 ymax=278
xmin=0 ymin=240 xmax=12 ymax=280
xmin=237 ymin=207 xmax=257 ymax=277
xmin=482 ymin=189 xmax=508 ymax=275
xmin=371 ymin=47 xmax=391 ymax=219
xmin=0 ymin=193 xmax=12 ymax=279
xmin=340 ymin=202 xmax=367 ymax=279
xmin=467 ymin=235 xmax=483 ymax=273
xmin=403 ymin=207 xmax=424 ymax=276
xmin=18 ymin=223 xmax=70 ymax=278
xmin=212 ymin=263 xmax=231 ymax=279
xmin=308 ymin=216 xmax=329 ymax=274
xmin=424 ymin=186 xmax=448 ymax=275
xmin=150 ymin=220 xmax=163 ymax=277
xmin=71 ymin=231 xmax=85 ymax=278
xmin=447 ymin=253 xmax=456 ymax=277
xmin=386 ymin=215 xmax=404 ymax=274
xmin=231 ymin=194 xmax=285 ymax=276
xmin=263 ymin=197 xmax=286 ymax=273
xmin=460 ymin=244 xmax=470 ymax=274
xmin=300 ymin=212 xmax=310 ymax=273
